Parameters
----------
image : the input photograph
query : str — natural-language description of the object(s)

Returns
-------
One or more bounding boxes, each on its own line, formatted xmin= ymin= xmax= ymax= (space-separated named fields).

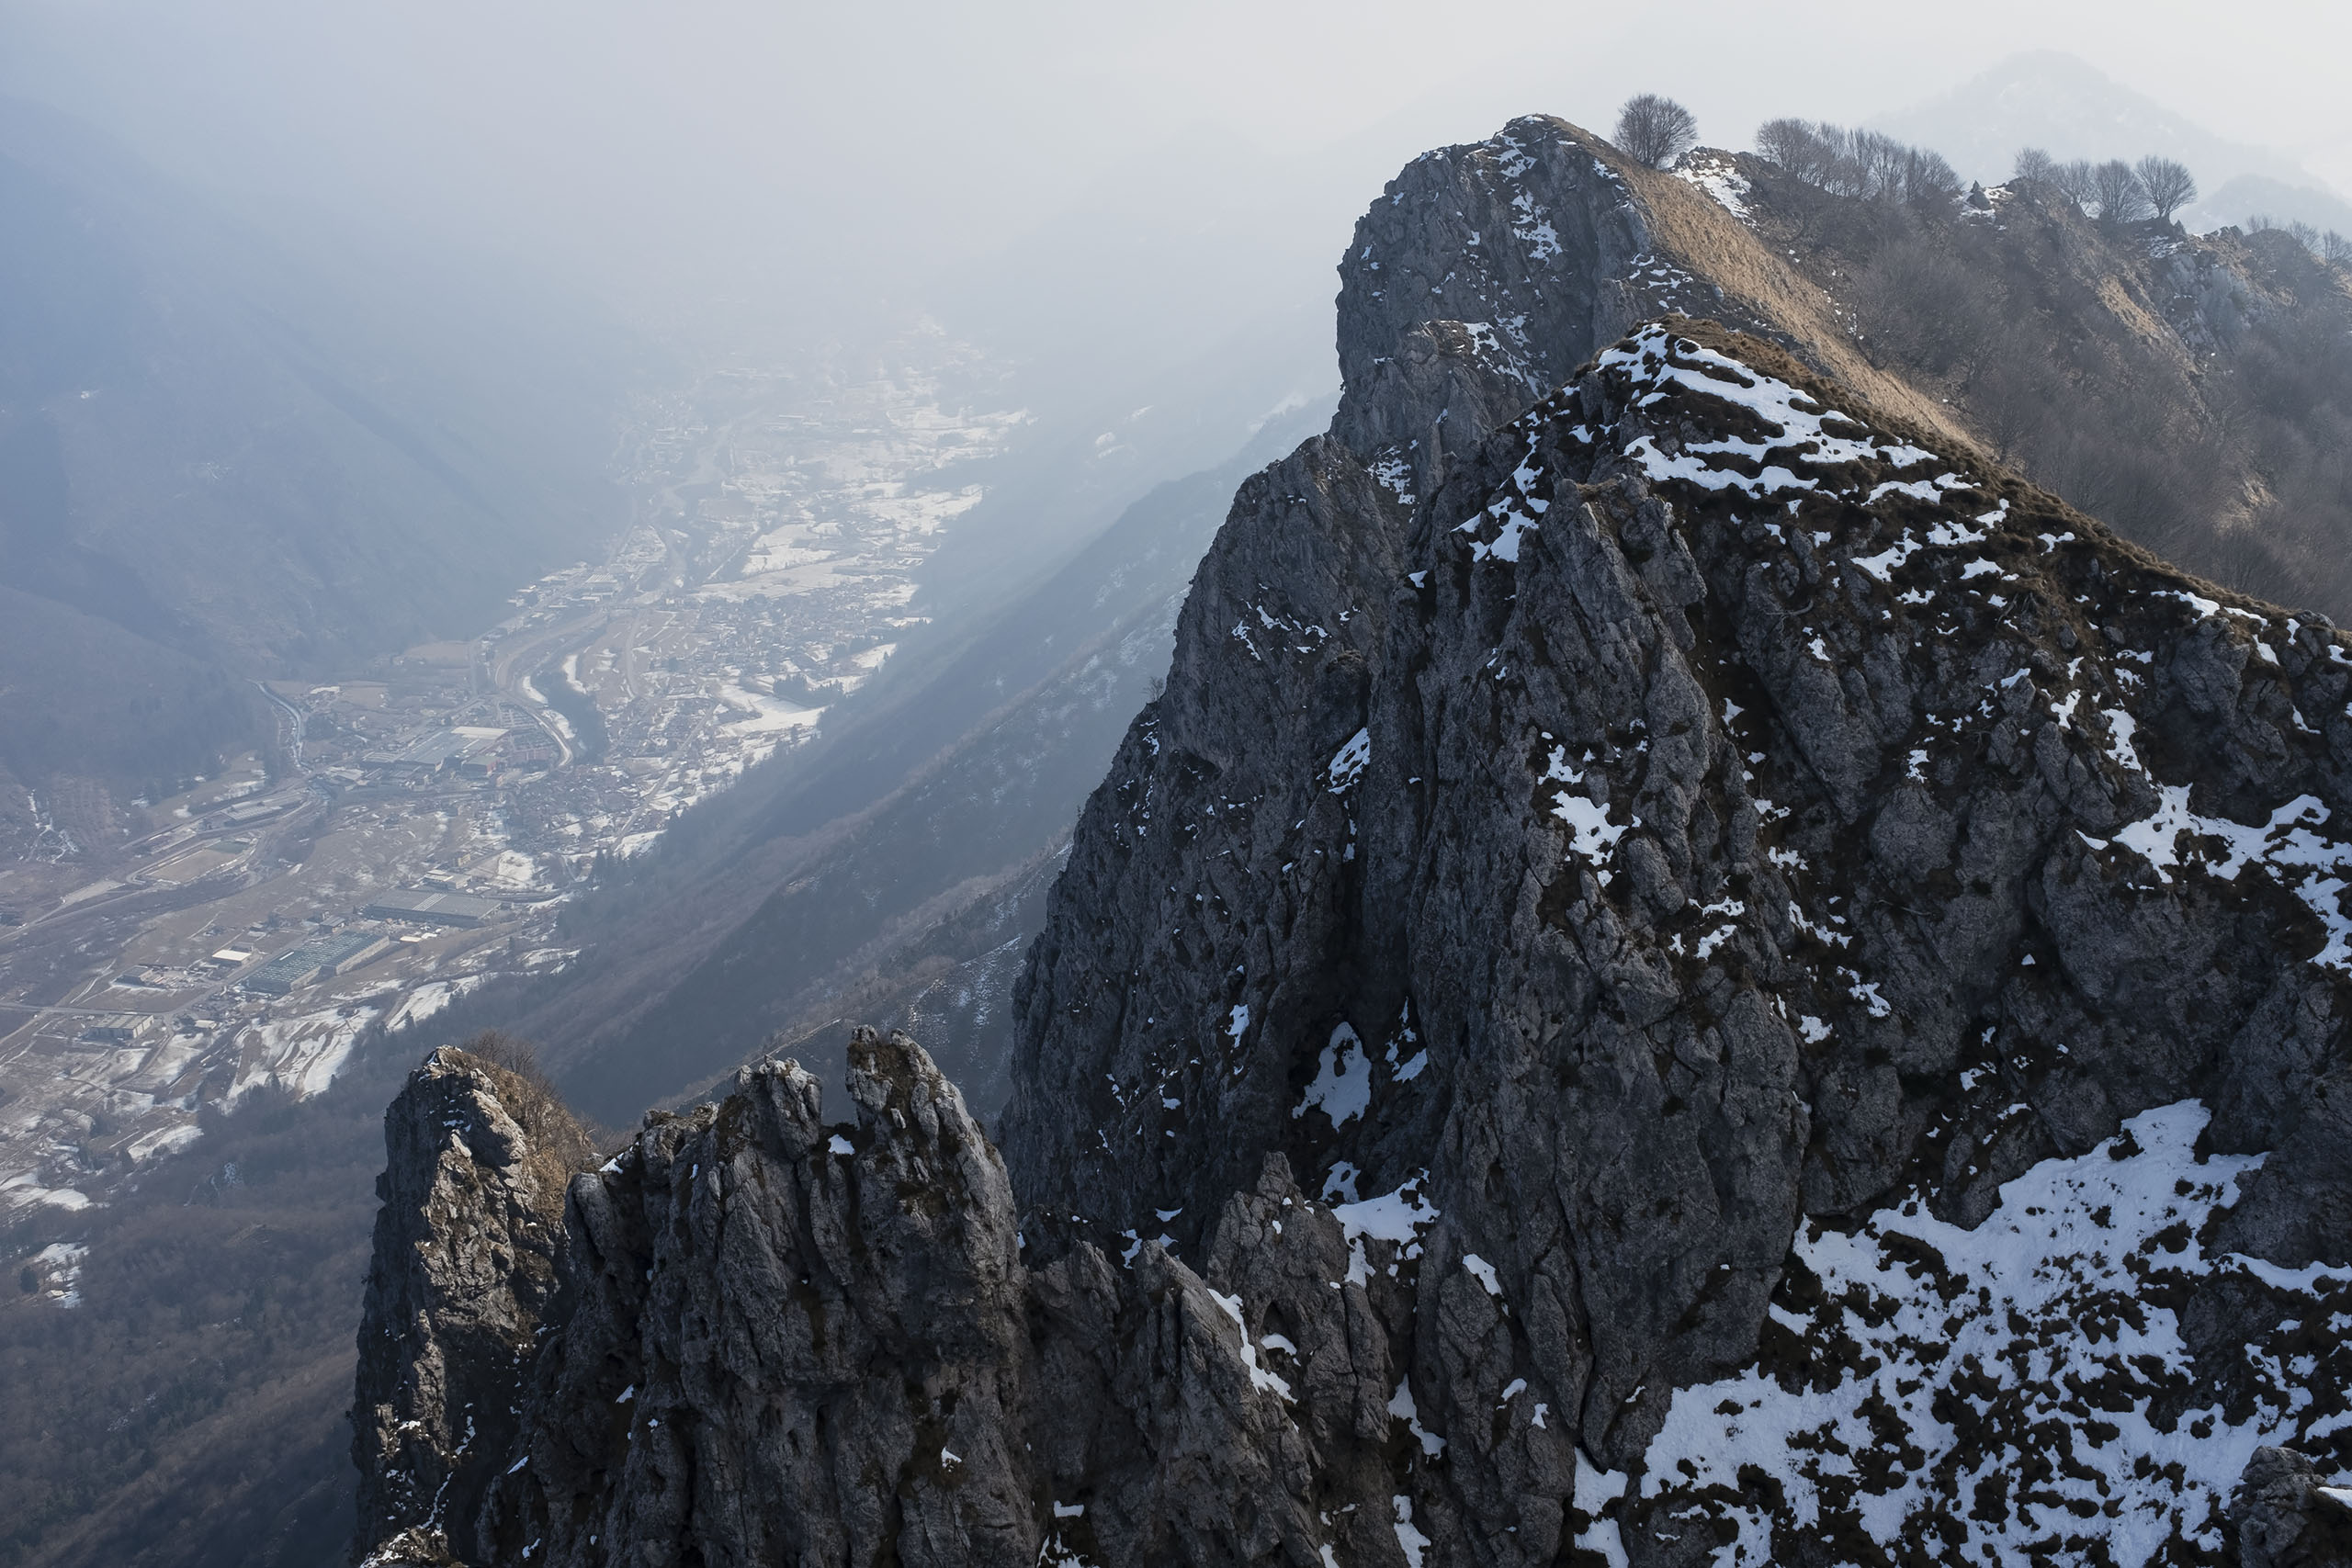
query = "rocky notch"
xmin=356 ymin=117 xmax=2352 ymax=1567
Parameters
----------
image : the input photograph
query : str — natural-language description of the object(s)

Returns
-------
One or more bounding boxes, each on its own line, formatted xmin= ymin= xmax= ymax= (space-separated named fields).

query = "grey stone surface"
xmin=2236 ymin=1448 xmax=2352 ymax=1568
xmin=356 ymin=115 xmax=2352 ymax=1566
xmin=352 ymin=1048 xmax=585 ymax=1564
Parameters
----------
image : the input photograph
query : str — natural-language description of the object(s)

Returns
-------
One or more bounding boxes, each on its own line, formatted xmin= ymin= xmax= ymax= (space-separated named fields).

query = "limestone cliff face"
xmin=474 ymin=1034 xmax=1035 ymax=1567
xmin=356 ymin=118 xmax=2352 ymax=1567
xmin=356 ymin=1031 xmax=1437 ymax=1567
xmin=998 ymin=303 xmax=2352 ymax=1558
xmin=353 ymin=1048 xmax=583 ymax=1565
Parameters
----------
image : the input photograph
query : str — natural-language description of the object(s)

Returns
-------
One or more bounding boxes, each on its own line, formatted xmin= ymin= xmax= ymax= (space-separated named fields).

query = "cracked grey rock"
xmin=356 ymin=114 xmax=2352 ymax=1567
xmin=2236 ymin=1447 xmax=2352 ymax=1568
xmin=353 ymin=1047 xmax=589 ymax=1565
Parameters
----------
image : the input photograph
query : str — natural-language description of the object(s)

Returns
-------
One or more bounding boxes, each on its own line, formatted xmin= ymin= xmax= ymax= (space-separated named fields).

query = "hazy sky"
xmin=6 ymin=0 xmax=2348 ymax=344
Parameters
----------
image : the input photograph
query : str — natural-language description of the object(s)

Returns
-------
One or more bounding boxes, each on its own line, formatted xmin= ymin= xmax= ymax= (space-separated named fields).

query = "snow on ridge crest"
xmin=1672 ymin=152 xmax=1752 ymax=222
xmin=1598 ymin=324 xmax=1925 ymax=501
xmin=1590 ymin=330 xmax=2352 ymax=967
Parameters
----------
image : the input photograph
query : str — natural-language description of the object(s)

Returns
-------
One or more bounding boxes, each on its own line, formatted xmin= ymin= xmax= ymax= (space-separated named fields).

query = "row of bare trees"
xmin=2011 ymin=148 xmax=2197 ymax=222
xmin=2015 ymin=151 xmax=2352 ymax=262
xmin=2249 ymin=214 xmax=2352 ymax=265
xmin=1753 ymin=118 xmax=1966 ymax=211
xmin=1614 ymin=100 xmax=2211 ymax=239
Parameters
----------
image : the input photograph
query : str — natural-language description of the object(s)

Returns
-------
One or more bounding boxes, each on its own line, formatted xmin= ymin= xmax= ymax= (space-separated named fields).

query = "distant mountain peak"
xmin=1868 ymin=48 xmax=2352 ymax=233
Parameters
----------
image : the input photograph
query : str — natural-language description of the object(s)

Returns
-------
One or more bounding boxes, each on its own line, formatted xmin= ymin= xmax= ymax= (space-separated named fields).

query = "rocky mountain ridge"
xmin=400 ymin=95 xmax=2352 ymax=1139
xmin=356 ymin=117 xmax=2352 ymax=1566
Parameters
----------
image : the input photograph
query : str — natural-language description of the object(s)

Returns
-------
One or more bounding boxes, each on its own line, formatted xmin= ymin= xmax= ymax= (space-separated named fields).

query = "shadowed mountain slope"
xmin=1709 ymin=141 xmax=2352 ymax=622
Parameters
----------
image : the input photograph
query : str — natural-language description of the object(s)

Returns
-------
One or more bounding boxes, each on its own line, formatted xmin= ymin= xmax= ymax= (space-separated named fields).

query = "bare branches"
xmin=1616 ymin=94 xmax=1697 ymax=169
xmin=1749 ymin=118 xmax=1960 ymax=211
xmin=2253 ymin=215 xmax=2352 ymax=269
xmin=2091 ymin=160 xmax=2152 ymax=223
xmin=2136 ymin=156 xmax=2197 ymax=220
xmin=2013 ymin=148 xmax=2195 ymax=226
xmin=2012 ymin=147 xmax=2057 ymax=185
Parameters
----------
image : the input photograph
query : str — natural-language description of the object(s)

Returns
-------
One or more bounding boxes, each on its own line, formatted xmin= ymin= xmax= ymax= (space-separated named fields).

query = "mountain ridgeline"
xmin=388 ymin=96 xmax=2352 ymax=1142
xmin=356 ymin=118 xmax=2352 ymax=1566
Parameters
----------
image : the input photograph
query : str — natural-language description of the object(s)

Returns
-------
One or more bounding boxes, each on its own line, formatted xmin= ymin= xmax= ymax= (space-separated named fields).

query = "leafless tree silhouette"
xmin=1616 ymin=94 xmax=1697 ymax=169
xmin=2136 ymin=156 xmax=2196 ymax=220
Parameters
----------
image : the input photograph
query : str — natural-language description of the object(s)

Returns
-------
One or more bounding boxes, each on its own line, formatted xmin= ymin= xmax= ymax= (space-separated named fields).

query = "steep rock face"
xmin=1000 ymin=114 xmax=2352 ymax=1559
xmin=360 ymin=117 xmax=2352 ymax=1567
xmin=999 ymin=308 xmax=2352 ymax=1560
xmin=477 ymin=1032 xmax=1035 ymax=1567
xmin=1001 ymin=117 xmax=1749 ymax=1235
xmin=354 ymin=1048 xmax=587 ymax=1564
xmin=1329 ymin=125 xmax=1648 ymax=492
xmin=366 ymin=1030 xmax=1457 ymax=1567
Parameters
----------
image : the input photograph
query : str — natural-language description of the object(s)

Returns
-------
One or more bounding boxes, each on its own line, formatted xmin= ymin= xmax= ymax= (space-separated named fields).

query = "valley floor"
xmin=0 ymin=324 xmax=1023 ymax=1280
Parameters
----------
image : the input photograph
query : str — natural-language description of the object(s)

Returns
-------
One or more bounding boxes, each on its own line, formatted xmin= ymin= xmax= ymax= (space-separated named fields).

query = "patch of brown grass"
xmin=444 ymin=1032 xmax=605 ymax=1191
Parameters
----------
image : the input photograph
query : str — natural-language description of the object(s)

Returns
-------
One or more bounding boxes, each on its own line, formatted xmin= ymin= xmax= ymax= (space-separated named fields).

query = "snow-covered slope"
xmin=1646 ymin=1100 xmax=2348 ymax=1563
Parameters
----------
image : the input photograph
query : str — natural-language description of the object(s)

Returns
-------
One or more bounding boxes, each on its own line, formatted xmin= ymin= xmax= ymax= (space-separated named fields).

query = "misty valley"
xmin=1 ymin=331 xmax=1028 ymax=1207
xmin=6 ymin=20 xmax=2352 ymax=1568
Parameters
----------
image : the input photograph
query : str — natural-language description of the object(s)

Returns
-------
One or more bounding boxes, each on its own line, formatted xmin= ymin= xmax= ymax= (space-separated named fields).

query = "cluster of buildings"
xmin=243 ymin=928 xmax=395 ymax=995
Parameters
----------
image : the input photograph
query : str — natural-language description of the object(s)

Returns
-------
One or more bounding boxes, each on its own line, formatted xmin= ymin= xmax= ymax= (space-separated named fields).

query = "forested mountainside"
xmin=1713 ymin=142 xmax=2352 ymax=623
xmin=0 ymin=100 xmax=635 ymax=845
xmin=360 ymin=118 xmax=2352 ymax=1567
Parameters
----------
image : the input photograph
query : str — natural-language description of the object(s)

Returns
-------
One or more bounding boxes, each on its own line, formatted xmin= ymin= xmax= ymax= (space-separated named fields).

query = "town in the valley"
xmin=0 ymin=333 xmax=1025 ymax=1254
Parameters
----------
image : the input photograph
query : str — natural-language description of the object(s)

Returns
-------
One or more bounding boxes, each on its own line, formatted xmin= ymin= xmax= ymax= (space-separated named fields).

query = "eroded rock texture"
xmin=354 ymin=1047 xmax=589 ymax=1564
xmin=357 ymin=1032 xmax=1457 ymax=1567
xmin=357 ymin=117 xmax=2352 ymax=1567
xmin=2236 ymin=1448 xmax=2352 ymax=1568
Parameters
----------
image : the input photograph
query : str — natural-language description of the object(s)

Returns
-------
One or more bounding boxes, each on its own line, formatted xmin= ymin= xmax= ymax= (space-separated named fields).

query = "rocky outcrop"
xmin=2235 ymin=1448 xmax=2352 ymax=1568
xmin=997 ymin=298 xmax=2352 ymax=1558
xmin=357 ymin=116 xmax=2352 ymax=1566
xmin=359 ymin=1029 xmax=1474 ymax=1567
xmin=353 ymin=1046 xmax=594 ymax=1564
xmin=473 ymin=1031 xmax=1035 ymax=1567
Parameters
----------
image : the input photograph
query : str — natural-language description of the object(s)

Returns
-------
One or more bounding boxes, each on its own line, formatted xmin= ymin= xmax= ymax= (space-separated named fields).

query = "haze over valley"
xmin=5 ymin=5 xmax=2352 ymax=1565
